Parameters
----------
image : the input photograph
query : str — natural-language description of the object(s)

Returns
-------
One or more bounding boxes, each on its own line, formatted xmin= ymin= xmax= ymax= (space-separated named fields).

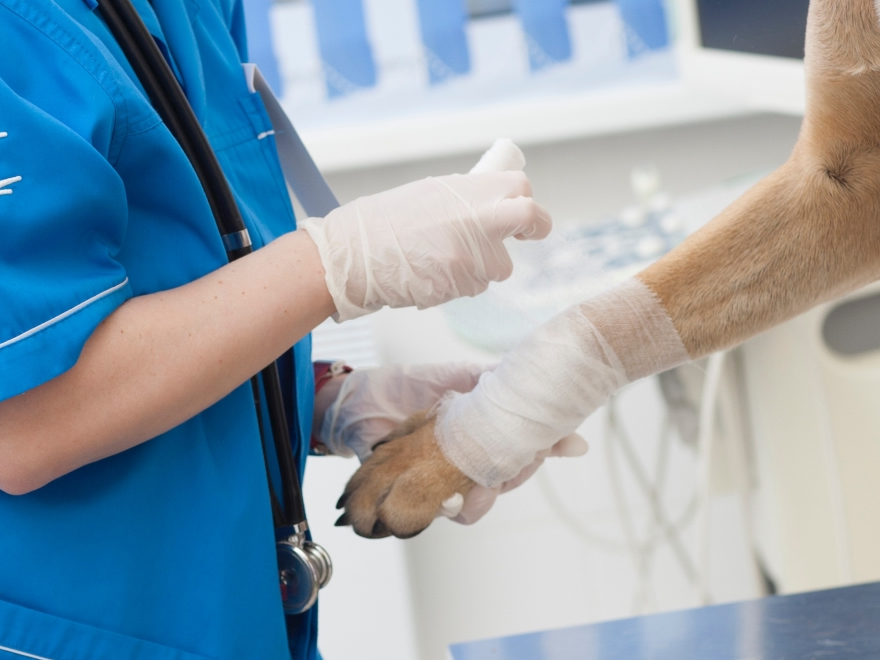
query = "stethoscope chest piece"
xmin=304 ymin=540 xmax=333 ymax=589
xmin=276 ymin=526 xmax=332 ymax=615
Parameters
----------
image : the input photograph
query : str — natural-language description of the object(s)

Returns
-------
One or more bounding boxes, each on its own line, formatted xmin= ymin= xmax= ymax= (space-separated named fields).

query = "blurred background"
xmin=241 ymin=1 xmax=880 ymax=659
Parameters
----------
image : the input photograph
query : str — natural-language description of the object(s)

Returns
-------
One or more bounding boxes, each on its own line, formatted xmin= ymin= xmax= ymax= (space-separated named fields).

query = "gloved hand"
xmin=299 ymin=172 xmax=552 ymax=322
xmin=317 ymin=363 xmax=488 ymax=461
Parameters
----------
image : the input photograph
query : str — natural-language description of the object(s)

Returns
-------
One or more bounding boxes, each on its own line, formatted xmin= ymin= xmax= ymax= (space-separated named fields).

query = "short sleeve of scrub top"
xmin=0 ymin=55 xmax=134 ymax=402
xmin=0 ymin=1 xmax=318 ymax=659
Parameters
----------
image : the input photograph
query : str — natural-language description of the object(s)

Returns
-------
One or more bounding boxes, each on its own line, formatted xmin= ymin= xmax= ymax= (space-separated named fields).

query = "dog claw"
xmin=371 ymin=519 xmax=389 ymax=537
xmin=371 ymin=439 xmax=391 ymax=451
xmin=336 ymin=493 xmax=349 ymax=510
xmin=334 ymin=512 xmax=351 ymax=527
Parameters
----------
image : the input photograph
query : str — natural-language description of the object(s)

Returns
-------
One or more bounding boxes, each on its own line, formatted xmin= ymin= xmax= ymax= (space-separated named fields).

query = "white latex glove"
xmin=319 ymin=363 xmax=490 ymax=461
xmin=300 ymin=172 xmax=551 ymax=322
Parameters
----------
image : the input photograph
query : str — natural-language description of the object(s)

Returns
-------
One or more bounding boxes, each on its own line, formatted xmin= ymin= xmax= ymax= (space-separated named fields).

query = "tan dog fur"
xmin=338 ymin=0 xmax=880 ymax=539
xmin=644 ymin=0 xmax=880 ymax=356
xmin=336 ymin=412 xmax=474 ymax=538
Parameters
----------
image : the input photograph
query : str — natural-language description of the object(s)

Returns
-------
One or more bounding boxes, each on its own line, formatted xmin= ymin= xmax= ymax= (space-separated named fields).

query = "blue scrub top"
xmin=0 ymin=0 xmax=319 ymax=658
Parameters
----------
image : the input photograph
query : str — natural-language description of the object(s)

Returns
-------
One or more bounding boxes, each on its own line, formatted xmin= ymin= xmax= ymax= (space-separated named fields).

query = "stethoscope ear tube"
xmin=96 ymin=0 xmax=243 ymax=240
xmin=96 ymin=0 xmax=329 ymax=609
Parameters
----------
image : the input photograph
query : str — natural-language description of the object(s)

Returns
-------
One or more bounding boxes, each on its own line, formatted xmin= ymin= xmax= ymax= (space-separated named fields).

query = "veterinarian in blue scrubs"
xmin=0 ymin=0 xmax=322 ymax=657
xmin=0 ymin=1 xmax=549 ymax=658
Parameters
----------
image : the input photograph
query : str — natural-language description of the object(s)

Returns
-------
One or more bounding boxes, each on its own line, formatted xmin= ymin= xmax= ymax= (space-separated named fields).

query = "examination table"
xmin=449 ymin=581 xmax=880 ymax=659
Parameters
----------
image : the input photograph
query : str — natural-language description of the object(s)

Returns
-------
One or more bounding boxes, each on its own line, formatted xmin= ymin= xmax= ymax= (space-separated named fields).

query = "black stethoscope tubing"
xmin=95 ymin=0 xmax=307 ymax=531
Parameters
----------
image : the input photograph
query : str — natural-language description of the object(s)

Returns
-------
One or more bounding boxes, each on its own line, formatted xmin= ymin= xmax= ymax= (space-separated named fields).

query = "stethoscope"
xmin=93 ymin=0 xmax=332 ymax=615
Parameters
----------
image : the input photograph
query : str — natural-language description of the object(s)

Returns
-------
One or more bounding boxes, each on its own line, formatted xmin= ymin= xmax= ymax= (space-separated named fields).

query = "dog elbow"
xmin=803 ymin=143 xmax=875 ymax=198
xmin=811 ymin=143 xmax=859 ymax=191
xmin=821 ymin=165 xmax=852 ymax=190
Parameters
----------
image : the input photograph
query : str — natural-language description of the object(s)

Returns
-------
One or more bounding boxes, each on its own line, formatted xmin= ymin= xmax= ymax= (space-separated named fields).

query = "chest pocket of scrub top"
xmin=208 ymin=90 xmax=298 ymax=247
xmin=0 ymin=598 xmax=214 ymax=660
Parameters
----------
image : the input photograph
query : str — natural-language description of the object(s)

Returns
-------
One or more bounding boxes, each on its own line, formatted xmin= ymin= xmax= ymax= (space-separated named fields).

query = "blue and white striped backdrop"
xmin=245 ymin=0 xmax=672 ymax=114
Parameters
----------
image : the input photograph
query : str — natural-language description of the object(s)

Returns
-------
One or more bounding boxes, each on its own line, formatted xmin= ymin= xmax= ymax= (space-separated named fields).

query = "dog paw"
xmin=335 ymin=411 xmax=476 ymax=539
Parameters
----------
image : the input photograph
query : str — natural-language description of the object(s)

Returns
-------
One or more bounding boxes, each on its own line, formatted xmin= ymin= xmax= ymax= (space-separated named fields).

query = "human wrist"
xmin=298 ymin=215 xmax=375 ymax=323
xmin=311 ymin=361 xmax=353 ymax=455
xmin=313 ymin=375 xmax=347 ymax=441
xmin=280 ymin=229 xmax=337 ymax=321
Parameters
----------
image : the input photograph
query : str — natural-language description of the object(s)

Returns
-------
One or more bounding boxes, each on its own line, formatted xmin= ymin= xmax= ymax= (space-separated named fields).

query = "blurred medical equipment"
xmin=675 ymin=0 xmax=807 ymax=116
xmin=442 ymin=165 xmax=687 ymax=353
xmin=696 ymin=0 xmax=809 ymax=59
xmin=741 ymin=283 xmax=880 ymax=593
xmin=95 ymin=0 xmax=338 ymax=614
xmin=273 ymin=0 xmax=782 ymax=177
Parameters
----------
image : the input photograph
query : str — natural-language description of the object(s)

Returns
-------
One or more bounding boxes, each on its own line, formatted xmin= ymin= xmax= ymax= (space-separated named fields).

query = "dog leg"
xmin=643 ymin=0 xmax=880 ymax=356
xmin=339 ymin=0 xmax=880 ymax=538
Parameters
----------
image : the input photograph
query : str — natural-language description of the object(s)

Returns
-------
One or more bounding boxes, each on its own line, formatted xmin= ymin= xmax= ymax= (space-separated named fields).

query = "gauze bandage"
xmin=300 ymin=141 xmax=550 ymax=322
xmin=435 ymin=277 xmax=690 ymax=488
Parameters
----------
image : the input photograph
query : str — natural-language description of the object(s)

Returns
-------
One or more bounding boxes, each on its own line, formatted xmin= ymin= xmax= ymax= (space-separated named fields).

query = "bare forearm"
xmin=0 ymin=231 xmax=334 ymax=494
xmin=312 ymin=372 xmax=348 ymax=449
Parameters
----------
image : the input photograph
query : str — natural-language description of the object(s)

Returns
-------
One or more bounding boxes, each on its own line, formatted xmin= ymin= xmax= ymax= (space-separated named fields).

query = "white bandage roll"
xmin=471 ymin=139 xmax=527 ymax=174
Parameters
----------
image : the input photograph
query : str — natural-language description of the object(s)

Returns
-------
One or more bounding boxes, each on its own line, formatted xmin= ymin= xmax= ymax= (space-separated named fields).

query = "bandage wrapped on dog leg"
xmin=436 ymin=277 xmax=691 ymax=488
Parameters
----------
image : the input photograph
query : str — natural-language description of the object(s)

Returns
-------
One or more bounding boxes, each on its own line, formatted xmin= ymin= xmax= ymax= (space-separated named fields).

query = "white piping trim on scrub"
xmin=0 ymin=278 xmax=130 ymax=351
xmin=0 ymin=175 xmax=22 ymax=196
xmin=0 ymin=644 xmax=54 ymax=660
xmin=256 ymin=129 xmax=275 ymax=140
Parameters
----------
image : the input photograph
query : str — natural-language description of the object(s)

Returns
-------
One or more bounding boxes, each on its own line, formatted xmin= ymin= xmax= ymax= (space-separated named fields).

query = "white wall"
xmin=304 ymin=457 xmax=421 ymax=660
xmin=309 ymin=112 xmax=803 ymax=660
